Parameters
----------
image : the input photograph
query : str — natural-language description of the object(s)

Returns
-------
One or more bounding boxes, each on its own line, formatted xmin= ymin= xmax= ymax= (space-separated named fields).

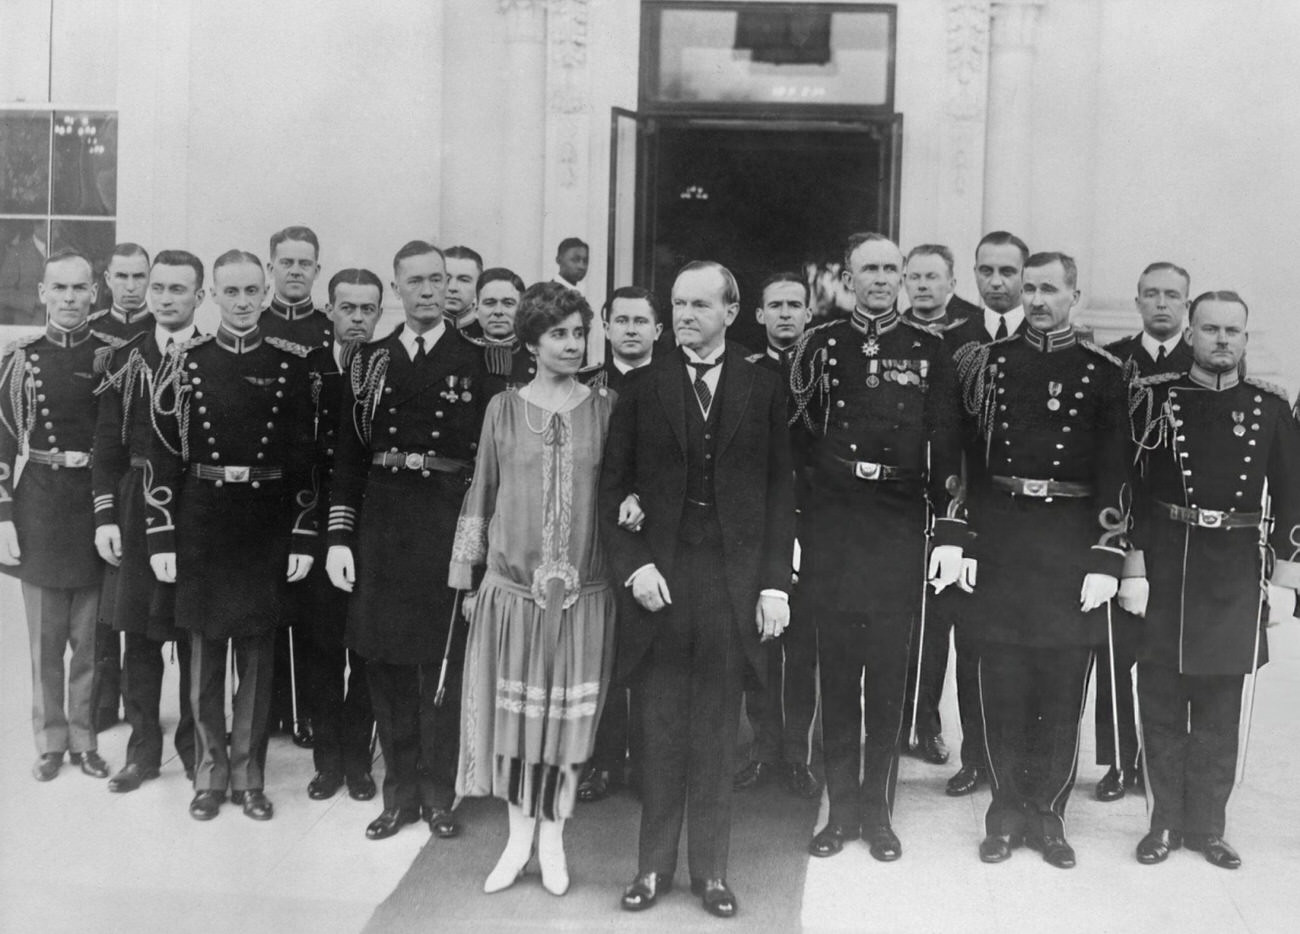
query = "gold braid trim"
xmin=349 ymin=347 xmax=389 ymax=446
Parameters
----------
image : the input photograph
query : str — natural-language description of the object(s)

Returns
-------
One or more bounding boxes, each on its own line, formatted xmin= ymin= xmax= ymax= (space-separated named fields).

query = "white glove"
xmin=1267 ymin=584 xmax=1296 ymax=626
xmin=94 ymin=524 xmax=123 ymax=566
xmin=756 ymin=593 xmax=790 ymax=642
xmin=927 ymin=544 xmax=963 ymax=594
xmin=1117 ymin=578 xmax=1149 ymax=617
xmin=326 ymin=545 xmax=355 ymax=592
xmin=0 ymin=520 xmax=21 ymax=565
xmin=1080 ymin=573 xmax=1119 ymax=612
xmin=957 ymin=558 xmax=978 ymax=593
xmin=286 ymin=553 xmax=314 ymax=583
xmin=150 ymin=552 xmax=177 ymax=583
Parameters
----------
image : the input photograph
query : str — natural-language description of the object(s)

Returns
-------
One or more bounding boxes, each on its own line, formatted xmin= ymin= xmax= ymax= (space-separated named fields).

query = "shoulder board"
xmin=93 ymin=344 xmax=116 ymax=375
xmin=265 ymin=336 xmax=312 ymax=358
xmin=745 ymin=352 xmax=764 ymax=363
xmin=87 ymin=308 xmax=111 ymax=322
xmin=1080 ymin=340 xmax=1124 ymax=367
xmin=1245 ymin=376 xmax=1290 ymax=403
xmin=175 ymin=333 xmax=214 ymax=354
xmin=1135 ymin=371 xmax=1182 ymax=389
xmin=1 ymin=332 xmax=44 ymax=358
xmin=900 ymin=317 xmax=942 ymax=338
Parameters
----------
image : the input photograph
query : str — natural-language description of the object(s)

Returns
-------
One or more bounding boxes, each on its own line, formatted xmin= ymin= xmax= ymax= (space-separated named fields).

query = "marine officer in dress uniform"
xmin=146 ymin=249 xmax=318 ymax=822
xmin=733 ymin=271 xmax=821 ymax=801
xmin=954 ymin=251 xmax=1131 ymax=869
xmin=325 ymin=240 xmax=487 ymax=842
xmin=1121 ymin=290 xmax=1300 ymax=869
xmin=87 ymin=242 xmax=156 ymax=733
xmin=1091 ymin=261 xmax=1195 ymax=803
xmin=93 ymin=249 xmax=203 ymax=792
xmin=459 ymin=267 xmax=536 ymax=396
xmin=300 ymin=268 xmax=382 ymax=804
xmin=790 ymin=234 xmax=966 ymax=862
xmin=0 ymin=248 xmax=112 ymax=782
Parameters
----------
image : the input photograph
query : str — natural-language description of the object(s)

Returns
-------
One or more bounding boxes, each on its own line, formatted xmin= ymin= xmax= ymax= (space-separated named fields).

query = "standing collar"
xmin=850 ymin=305 xmax=899 ymax=336
xmin=45 ymin=320 xmax=93 ymax=347
xmin=215 ymin=324 xmax=262 ymax=354
xmin=269 ymin=294 xmax=316 ymax=320
xmin=1023 ymin=325 xmax=1077 ymax=353
xmin=1188 ymin=363 xmax=1240 ymax=390
xmin=111 ymin=304 xmax=151 ymax=326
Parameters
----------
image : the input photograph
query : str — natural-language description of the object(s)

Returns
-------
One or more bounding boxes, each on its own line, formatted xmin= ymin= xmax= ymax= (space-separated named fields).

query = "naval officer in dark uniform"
xmin=791 ymin=234 xmax=966 ymax=862
xmin=1092 ymin=261 xmax=1194 ymax=803
xmin=1123 ymin=290 xmax=1300 ymax=869
xmin=326 ymin=240 xmax=487 ymax=841
xmin=146 ymin=249 xmax=319 ymax=822
xmin=300 ymin=268 xmax=382 ymax=803
xmin=459 ymin=267 xmax=536 ymax=396
xmin=954 ymin=251 xmax=1131 ymax=868
xmin=93 ymin=249 xmax=204 ymax=792
xmin=0 ymin=248 xmax=112 ymax=782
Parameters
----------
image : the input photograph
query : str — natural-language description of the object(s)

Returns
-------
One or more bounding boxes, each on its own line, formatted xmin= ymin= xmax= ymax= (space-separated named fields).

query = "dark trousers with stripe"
xmin=978 ymin=643 xmax=1094 ymax=840
xmin=122 ymin=632 xmax=195 ymax=772
xmin=953 ymin=627 xmax=988 ymax=769
xmin=1094 ymin=613 xmax=1141 ymax=769
xmin=637 ymin=525 xmax=745 ymax=880
xmin=819 ymin=610 xmax=911 ymax=830
xmin=305 ymin=635 xmax=373 ymax=780
xmin=92 ymin=620 xmax=123 ymax=723
xmin=190 ymin=630 xmax=275 ymax=793
xmin=1137 ymin=663 xmax=1243 ymax=837
xmin=22 ymin=582 xmax=99 ymax=755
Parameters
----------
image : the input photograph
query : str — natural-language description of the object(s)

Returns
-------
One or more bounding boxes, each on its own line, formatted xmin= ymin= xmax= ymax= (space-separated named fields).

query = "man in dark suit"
xmin=1093 ymin=261 xmax=1194 ymax=803
xmin=601 ymin=261 xmax=795 ymax=919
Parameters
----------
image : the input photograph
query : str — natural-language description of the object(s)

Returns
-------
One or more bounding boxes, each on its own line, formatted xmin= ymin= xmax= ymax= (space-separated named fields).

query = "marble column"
xmin=982 ymin=0 xmax=1044 ymax=235
xmin=500 ymin=0 xmax=548 ymax=280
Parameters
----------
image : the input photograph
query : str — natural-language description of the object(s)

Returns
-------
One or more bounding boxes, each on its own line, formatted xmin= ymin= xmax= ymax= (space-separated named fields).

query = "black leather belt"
xmin=372 ymin=451 xmax=470 ymax=474
xmin=834 ymin=457 xmax=916 ymax=481
xmin=27 ymin=449 xmax=91 ymax=468
xmin=190 ymin=464 xmax=283 ymax=483
xmin=991 ymin=476 xmax=1093 ymax=498
xmin=1158 ymin=501 xmax=1262 ymax=530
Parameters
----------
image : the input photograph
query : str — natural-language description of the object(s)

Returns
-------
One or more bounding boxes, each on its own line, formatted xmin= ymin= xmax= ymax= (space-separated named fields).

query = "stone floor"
xmin=2 ymin=570 xmax=1300 ymax=933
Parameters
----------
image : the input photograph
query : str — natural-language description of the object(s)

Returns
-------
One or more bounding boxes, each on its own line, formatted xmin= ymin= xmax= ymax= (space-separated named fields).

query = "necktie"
xmin=994 ymin=316 xmax=1008 ymax=341
xmin=1156 ymin=345 xmax=1167 ymax=364
xmin=414 ymin=334 xmax=425 ymax=360
xmin=688 ymin=359 xmax=719 ymax=413
xmin=165 ymin=336 xmax=175 ymax=353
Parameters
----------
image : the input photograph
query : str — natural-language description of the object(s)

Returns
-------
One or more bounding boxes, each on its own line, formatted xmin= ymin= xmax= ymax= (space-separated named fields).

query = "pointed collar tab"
xmin=269 ymin=295 xmax=315 ymax=321
xmin=215 ymin=324 xmax=263 ymax=354
xmin=1188 ymin=363 xmax=1240 ymax=391
xmin=1024 ymin=325 xmax=1077 ymax=353
xmin=45 ymin=320 xmax=92 ymax=347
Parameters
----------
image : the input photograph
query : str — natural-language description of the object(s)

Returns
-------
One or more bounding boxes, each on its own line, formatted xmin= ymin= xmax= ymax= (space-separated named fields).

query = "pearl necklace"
xmin=523 ymin=379 xmax=578 ymax=434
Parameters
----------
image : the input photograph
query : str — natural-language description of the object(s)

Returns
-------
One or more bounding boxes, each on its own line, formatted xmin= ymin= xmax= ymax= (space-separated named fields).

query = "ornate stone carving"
xmin=548 ymin=0 xmax=589 ymax=69
xmin=990 ymin=0 xmax=1045 ymax=50
xmin=945 ymin=1 xmax=990 ymax=121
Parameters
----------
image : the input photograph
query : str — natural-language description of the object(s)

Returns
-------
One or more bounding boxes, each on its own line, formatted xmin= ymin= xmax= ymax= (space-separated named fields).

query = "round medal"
xmin=1234 ymin=425 xmax=1246 ymax=437
xmin=866 ymin=375 xmax=880 ymax=388
xmin=1047 ymin=398 xmax=1061 ymax=411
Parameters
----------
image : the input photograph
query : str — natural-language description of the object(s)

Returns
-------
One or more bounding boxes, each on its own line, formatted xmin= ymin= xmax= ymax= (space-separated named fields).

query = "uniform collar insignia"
xmin=1024 ymin=325 xmax=1077 ymax=353
xmin=111 ymin=304 xmax=150 ymax=325
xmin=269 ymin=295 xmax=315 ymax=320
xmin=850 ymin=306 xmax=899 ymax=338
xmin=45 ymin=320 xmax=92 ymax=347
xmin=1188 ymin=363 xmax=1239 ymax=391
xmin=215 ymin=324 xmax=263 ymax=354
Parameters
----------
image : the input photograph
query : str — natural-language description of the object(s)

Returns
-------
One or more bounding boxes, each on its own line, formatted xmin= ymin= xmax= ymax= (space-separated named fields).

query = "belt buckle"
xmin=223 ymin=466 xmax=250 ymax=483
xmin=64 ymin=451 xmax=89 ymax=468
xmin=1023 ymin=479 xmax=1048 ymax=497
xmin=404 ymin=453 xmax=424 ymax=471
xmin=1197 ymin=509 xmax=1224 ymax=529
xmin=855 ymin=461 xmax=882 ymax=481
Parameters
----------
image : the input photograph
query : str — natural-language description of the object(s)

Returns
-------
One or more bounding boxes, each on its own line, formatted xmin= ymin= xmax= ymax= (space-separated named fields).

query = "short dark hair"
xmin=904 ymin=244 xmax=955 ymax=277
xmin=1138 ymin=261 xmax=1191 ymax=295
xmin=327 ymin=268 xmax=383 ymax=305
xmin=842 ymin=232 xmax=898 ymax=269
xmin=1189 ymin=290 xmax=1249 ymax=324
xmin=213 ymin=249 xmax=264 ymax=278
xmin=675 ymin=260 xmax=740 ymax=306
xmin=476 ymin=266 xmax=524 ymax=296
xmin=152 ymin=250 xmax=205 ymax=289
xmin=444 ymin=245 xmax=484 ymax=271
xmin=392 ymin=240 xmax=445 ymax=274
xmin=516 ymin=280 xmax=593 ymax=346
xmin=602 ymin=285 xmax=660 ymax=322
xmin=975 ymin=230 xmax=1030 ymax=264
xmin=556 ymin=237 xmax=588 ymax=257
xmin=269 ymin=225 xmax=319 ymax=260
xmin=1024 ymin=251 xmax=1078 ymax=289
xmin=758 ymin=271 xmax=810 ymax=305
xmin=109 ymin=242 xmax=150 ymax=266
xmin=42 ymin=247 xmax=94 ymax=277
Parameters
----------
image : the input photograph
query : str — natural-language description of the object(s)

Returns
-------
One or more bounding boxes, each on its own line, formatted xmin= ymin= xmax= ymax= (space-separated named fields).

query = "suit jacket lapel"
xmin=717 ymin=343 xmax=754 ymax=457
xmin=386 ymin=331 xmax=451 ymax=407
xmin=656 ymin=356 xmax=688 ymax=454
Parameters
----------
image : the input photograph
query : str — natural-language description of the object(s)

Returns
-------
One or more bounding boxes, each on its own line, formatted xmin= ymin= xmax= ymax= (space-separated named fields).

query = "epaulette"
xmin=92 ymin=329 xmax=147 ymax=375
xmin=1245 ymin=376 xmax=1290 ymax=403
xmin=578 ymin=362 xmax=608 ymax=389
xmin=1 ymin=331 xmax=44 ymax=358
xmin=87 ymin=308 xmax=111 ymax=322
xmin=338 ymin=340 xmax=361 ymax=372
xmin=745 ymin=352 xmax=764 ymax=364
xmin=900 ymin=316 xmax=943 ymax=339
xmin=90 ymin=329 xmax=135 ymax=351
xmin=93 ymin=344 xmax=115 ymax=375
xmin=265 ymin=336 xmax=312 ymax=358
xmin=1080 ymin=340 xmax=1124 ymax=368
xmin=175 ymin=333 xmax=214 ymax=354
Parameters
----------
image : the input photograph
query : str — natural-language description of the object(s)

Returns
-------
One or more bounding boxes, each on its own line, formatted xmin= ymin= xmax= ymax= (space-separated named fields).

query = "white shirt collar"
xmin=983 ymin=306 xmax=1024 ymax=339
xmin=332 ymin=340 xmax=345 ymax=370
xmin=682 ymin=345 xmax=724 ymax=416
xmin=1140 ymin=331 xmax=1183 ymax=361
xmin=611 ymin=355 xmax=652 ymax=375
xmin=682 ymin=344 xmax=725 ymax=366
xmin=400 ymin=321 xmax=446 ymax=359
xmin=156 ymin=323 xmax=197 ymax=355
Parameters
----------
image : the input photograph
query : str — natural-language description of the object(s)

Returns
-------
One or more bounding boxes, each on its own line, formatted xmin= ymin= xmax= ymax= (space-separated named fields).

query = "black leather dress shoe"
xmin=1184 ymin=834 xmax=1241 ymax=869
xmin=621 ymin=872 xmax=672 ymax=911
xmin=346 ymin=772 xmax=377 ymax=801
xmin=32 ymin=753 xmax=62 ymax=782
xmin=784 ymin=763 xmax=823 ymax=800
xmin=365 ymin=807 xmax=420 ymax=840
xmin=979 ymin=833 xmax=1021 ymax=863
xmin=74 ymin=751 xmax=110 ymax=778
xmin=691 ymin=877 xmax=737 ymax=919
xmin=732 ymin=760 xmax=773 ymax=791
xmin=1136 ymin=828 xmax=1182 ymax=864
xmin=1094 ymin=765 xmax=1126 ymax=802
xmin=946 ymin=764 xmax=986 ymax=797
xmin=910 ymin=734 xmax=951 ymax=765
xmin=864 ymin=824 xmax=903 ymax=862
xmin=577 ymin=764 xmax=610 ymax=803
xmin=308 ymin=772 xmax=343 ymax=800
xmin=292 ymin=723 xmax=314 ymax=749
xmin=237 ymin=790 xmax=273 ymax=820
xmin=108 ymin=763 xmax=159 ymax=793
xmin=809 ymin=823 xmax=859 ymax=858
xmin=189 ymin=790 xmax=225 ymax=821
xmin=424 ymin=806 xmax=461 ymax=838
xmin=1028 ymin=833 xmax=1076 ymax=868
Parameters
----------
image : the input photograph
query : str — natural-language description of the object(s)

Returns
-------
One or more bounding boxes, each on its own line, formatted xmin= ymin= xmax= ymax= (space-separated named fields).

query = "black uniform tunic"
xmin=260 ymin=296 xmax=332 ymax=350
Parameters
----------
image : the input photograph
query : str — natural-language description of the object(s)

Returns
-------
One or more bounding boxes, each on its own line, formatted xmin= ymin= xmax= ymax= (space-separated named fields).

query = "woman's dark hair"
xmin=516 ymin=280 xmax=593 ymax=346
